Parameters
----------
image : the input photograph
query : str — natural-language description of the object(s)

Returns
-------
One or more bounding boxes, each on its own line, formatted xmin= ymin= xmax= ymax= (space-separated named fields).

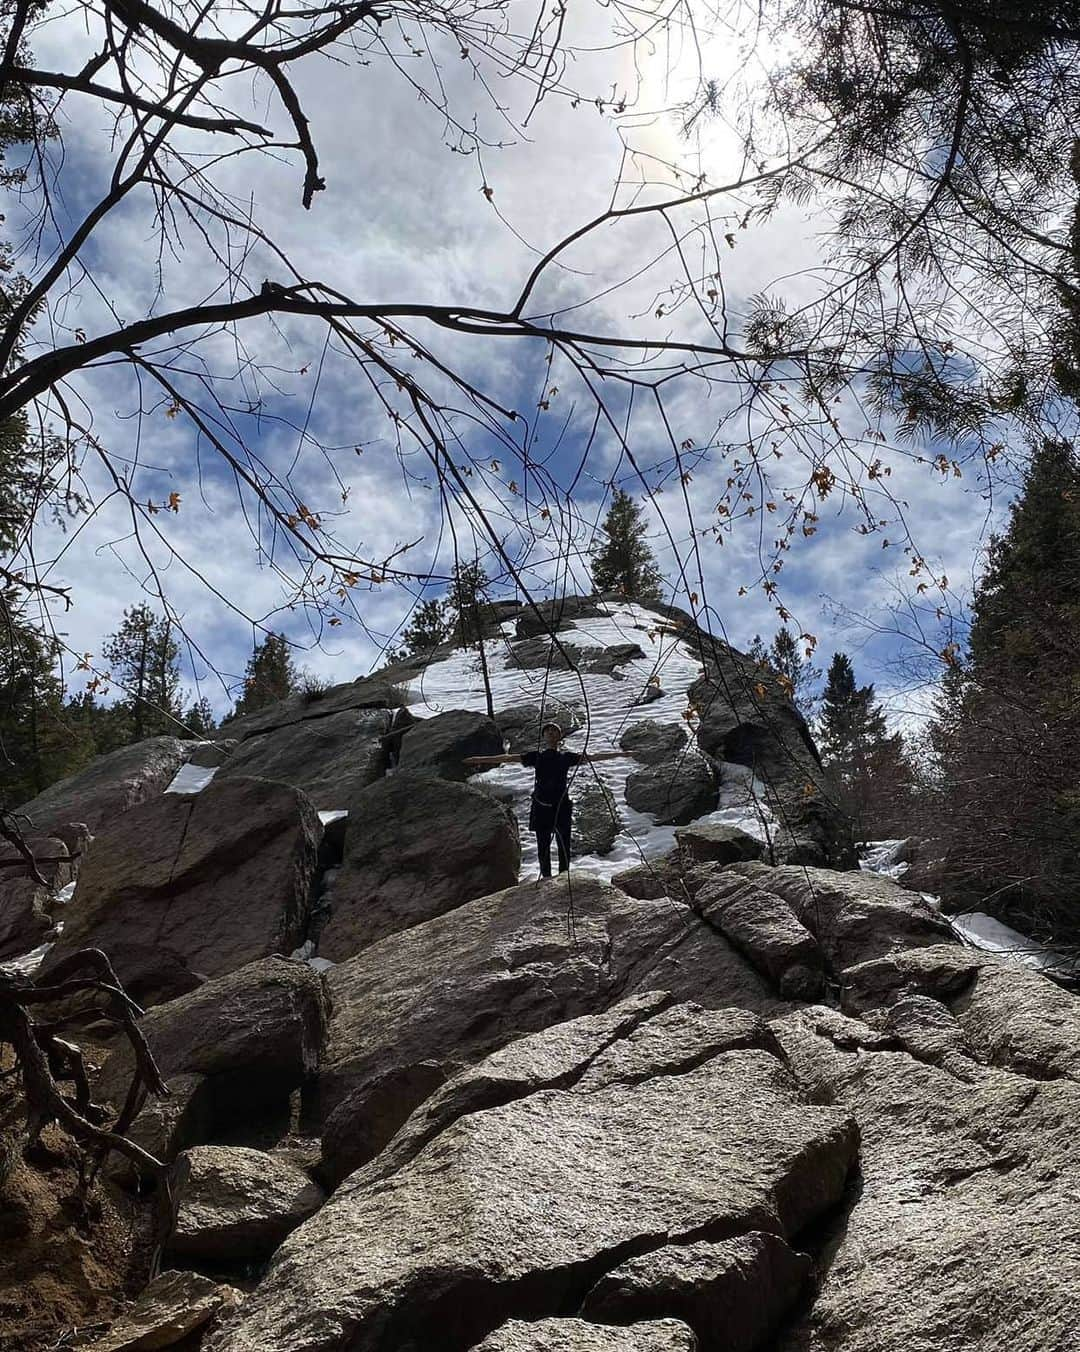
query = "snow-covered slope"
xmin=399 ymin=601 xmax=774 ymax=880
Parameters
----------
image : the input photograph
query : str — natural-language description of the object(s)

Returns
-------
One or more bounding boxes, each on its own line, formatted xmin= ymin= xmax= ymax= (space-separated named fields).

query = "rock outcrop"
xmin=14 ymin=735 xmax=195 ymax=837
xmin=216 ymin=708 xmax=391 ymax=808
xmin=317 ymin=874 xmax=781 ymax=1125
xmin=205 ymin=998 xmax=857 ymax=1352
xmin=43 ymin=775 xmax=321 ymax=999
xmin=170 ymin=1145 xmax=325 ymax=1263
xmin=317 ymin=774 xmax=520 ymax=960
xmin=397 ymin=709 xmax=504 ymax=780
xmin=625 ymin=753 xmax=717 ymax=825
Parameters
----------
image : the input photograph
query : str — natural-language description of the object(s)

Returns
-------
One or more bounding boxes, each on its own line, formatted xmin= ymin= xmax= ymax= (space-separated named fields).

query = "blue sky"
xmin=7 ymin=1 xmax=1021 ymax=725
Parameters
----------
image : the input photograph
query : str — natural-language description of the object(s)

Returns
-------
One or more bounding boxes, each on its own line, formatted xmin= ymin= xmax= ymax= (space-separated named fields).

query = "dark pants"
xmin=530 ymin=798 xmax=572 ymax=877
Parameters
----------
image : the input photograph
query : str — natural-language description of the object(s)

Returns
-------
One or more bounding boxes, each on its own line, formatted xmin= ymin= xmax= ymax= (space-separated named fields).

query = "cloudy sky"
xmin=8 ymin=0 xmax=1016 ymax=723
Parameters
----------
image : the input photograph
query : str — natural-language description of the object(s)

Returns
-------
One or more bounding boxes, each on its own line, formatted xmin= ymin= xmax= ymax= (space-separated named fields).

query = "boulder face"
xmin=688 ymin=657 xmax=853 ymax=868
xmin=216 ymin=708 xmax=391 ymax=809
xmin=625 ymin=754 xmax=717 ymax=825
xmin=397 ymin=709 xmax=504 ymax=781
xmin=205 ymin=1000 xmax=857 ymax=1352
xmin=316 ymin=874 xmax=781 ymax=1126
xmin=572 ymin=782 xmax=621 ymax=857
xmin=14 ymin=735 xmax=194 ymax=837
xmin=44 ymin=775 xmax=321 ymax=997
xmin=97 ymin=956 xmax=327 ymax=1109
xmin=317 ymin=775 xmax=521 ymax=961
xmin=0 ymin=877 xmax=52 ymax=959
xmin=473 ymin=1319 xmax=698 ymax=1350
xmin=170 ymin=1146 xmax=325 ymax=1263
xmin=618 ymin=719 xmax=688 ymax=766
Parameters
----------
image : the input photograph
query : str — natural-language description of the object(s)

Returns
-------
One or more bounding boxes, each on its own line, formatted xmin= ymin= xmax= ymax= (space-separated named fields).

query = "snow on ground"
xmin=402 ymin=602 xmax=775 ymax=882
xmin=165 ymin=763 xmax=218 ymax=794
xmin=862 ymin=839 xmax=1080 ymax=979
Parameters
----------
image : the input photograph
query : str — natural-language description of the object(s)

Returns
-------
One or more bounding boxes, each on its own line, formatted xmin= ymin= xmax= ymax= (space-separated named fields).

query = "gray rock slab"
xmin=618 ymin=720 xmax=688 ymax=767
xmin=397 ymin=709 xmax=504 ymax=780
xmin=694 ymin=873 xmax=825 ymax=1000
xmin=170 ymin=1145 xmax=325 ymax=1263
xmin=317 ymin=874 xmax=780 ymax=1125
xmin=216 ymin=708 xmax=391 ymax=809
xmin=45 ymin=775 xmax=321 ymax=998
xmin=724 ymin=862 xmax=953 ymax=972
xmin=471 ymin=1321 xmax=698 ymax=1351
xmin=14 ymin=736 xmax=193 ymax=837
xmin=773 ymin=1004 xmax=1080 ymax=1352
xmin=0 ymin=834 xmax=74 ymax=888
xmin=317 ymin=774 xmax=520 ymax=961
xmin=625 ymin=755 xmax=717 ymax=826
xmin=98 ymin=957 xmax=326 ymax=1108
xmin=86 ymin=1269 xmax=241 ymax=1351
xmin=206 ymin=1017 xmax=856 ymax=1352
xmin=582 ymin=1231 xmax=810 ymax=1352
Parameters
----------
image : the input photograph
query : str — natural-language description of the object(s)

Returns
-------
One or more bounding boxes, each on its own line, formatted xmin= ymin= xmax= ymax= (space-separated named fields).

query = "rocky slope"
xmin=0 ymin=596 xmax=1076 ymax=1351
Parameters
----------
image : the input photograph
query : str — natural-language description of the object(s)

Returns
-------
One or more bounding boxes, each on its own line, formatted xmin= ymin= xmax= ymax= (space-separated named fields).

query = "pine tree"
xmin=184 ymin=696 xmax=217 ymax=737
xmin=928 ymin=440 xmax=1080 ymax=936
xmin=231 ymin=633 xmax=298 ymax=719
xmin=590 ymin=489 xmax=664 ymax=604
xmin=748 ymin=627 xmax=821 ymax=719
xmin=449 ymin=561 xmax=494 ymax=716
xmin=103 ymin=604 xmax=183 ymax=740
xmin=393 ymin=598 xmax=452 ymax=660
xmin=819 ymin=652 xmax=914 ymax=841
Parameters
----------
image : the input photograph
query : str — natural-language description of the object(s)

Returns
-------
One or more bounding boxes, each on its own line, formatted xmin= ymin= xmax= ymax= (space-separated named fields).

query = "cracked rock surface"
xmin=206 ymin=999 xmax=857 ymax=1352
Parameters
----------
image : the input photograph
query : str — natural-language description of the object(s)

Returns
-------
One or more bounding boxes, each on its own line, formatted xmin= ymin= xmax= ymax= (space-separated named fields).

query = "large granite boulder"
xmin=0 ymin=877 xmax=52 ymax=959
xmin=721 ymin=862 xmax=954 ymax=974
xmin=625 ymin=754 xmax=717 ymax=825
xmin=514 ymin=597 xmax=609 ymax=638
xmin=572 ymin=782 xmax=621 ymax=857
xmin=618 ymin=720 xmax=688 ymax=766
xmin=98 ymin=957 xmax=327 ymax=1110
xmin=317 ymin=775 xmax=520 ymax=961
xmin=688 ymin=653 xmax=853 ymax=867
xmin=205 ymin=999 xmax=856 ymax=1352
xmin=397 ymin=709 xmax=504 ymax=781
xmin=216 ymin=708 xmax=391 ymax=809
xmin=473 ymin=1320 xmax=698 ymax=1351
xmin=44 ymin=776 xmax=321 ymax=998
xmin=0 ymin=834 xmax=75 ymax=888
xmin=170 ymin=1146 xmax=325 ymax=1263
xmin=14 ymin=736 xmax=193 ymax=837
xmin=316 ymin=874 xmax=781 ymax=1128
xmin=674 ymin=823 xmax=763 ymax=865
xmin=773 ymin=999 xmax=1080 ymax=1352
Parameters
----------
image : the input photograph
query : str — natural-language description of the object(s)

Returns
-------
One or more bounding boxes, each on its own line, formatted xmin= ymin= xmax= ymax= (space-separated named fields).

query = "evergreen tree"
xmin=391 ymin=598 xmax=452 ymax=661
xmin=820 ymin=652 xmax=914 ymax=841
xmin=103 ymin=604 xmax=183 ymax=740
xmin=184 ymin=696 xmax=217 ymax=737
xmin=928 ymin=440 xmax=1080 ymax=937
xmin=449 ymin=561 xmax=494 ymax=716
xmin=231 ymin=633 xmax=298 ymax=719
xmin=590 ymin=489 xmax=664 ymax=604
xmin=748 ymin=627 xmax=821 ymax=720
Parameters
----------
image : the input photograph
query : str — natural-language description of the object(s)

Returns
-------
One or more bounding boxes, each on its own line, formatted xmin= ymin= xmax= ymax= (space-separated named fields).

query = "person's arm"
xmin=578 ymin=750 xmax=627 ymax=763
xmin=463 ymin=753 xmax=523 ymax=767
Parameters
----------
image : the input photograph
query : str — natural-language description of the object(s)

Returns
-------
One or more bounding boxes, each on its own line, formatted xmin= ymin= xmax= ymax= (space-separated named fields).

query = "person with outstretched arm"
xmin=464 ymin=721 xmax=626 ymax=879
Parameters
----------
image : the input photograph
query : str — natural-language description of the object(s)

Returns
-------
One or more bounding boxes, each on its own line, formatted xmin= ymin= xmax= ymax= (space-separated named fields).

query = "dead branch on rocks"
xmin=0 ymin=947 xmax=176 ymax=1265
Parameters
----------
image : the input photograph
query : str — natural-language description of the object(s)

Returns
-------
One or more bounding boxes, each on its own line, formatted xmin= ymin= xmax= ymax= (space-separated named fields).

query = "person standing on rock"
xmin=464 ymin=722 xmax=626 ymax=878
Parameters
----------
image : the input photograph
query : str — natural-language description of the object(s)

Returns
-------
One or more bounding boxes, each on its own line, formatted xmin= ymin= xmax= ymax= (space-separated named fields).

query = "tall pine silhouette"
xmin=590 ymin=490 xmax=664 ymax=604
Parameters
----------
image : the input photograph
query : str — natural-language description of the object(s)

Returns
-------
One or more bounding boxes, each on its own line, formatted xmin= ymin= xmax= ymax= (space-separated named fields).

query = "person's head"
xmin=541 ymin=721 xmax=562 ymax=749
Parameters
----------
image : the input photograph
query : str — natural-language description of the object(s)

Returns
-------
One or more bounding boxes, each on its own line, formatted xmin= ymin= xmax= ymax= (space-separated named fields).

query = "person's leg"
xmin=554 ymin=805 xmax=572 ymax=873
xmin=535 ymin=823 xmax=553 ymax=878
